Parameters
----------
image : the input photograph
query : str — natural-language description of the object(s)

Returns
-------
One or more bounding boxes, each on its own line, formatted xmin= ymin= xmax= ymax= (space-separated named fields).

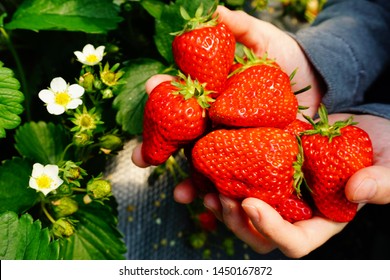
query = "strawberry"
xmin=141 ymin=73 xmax=214 ymax=166
xmin=301 ymin=104 xmax=373 ymax=222
xmin=284 ymin=118 xmax=313 ymax=136
xmin=273 ymin=193 xmax=313 ymax=223
xmin=191 ymin=127 xmax=301 ymax=205
xmin=171 ymin=4 xmax=235 ymax=96
xmin=209 ymin=48 xmax=298 ymax=128
xmin=197 ymin=210 xmax=217 ymax=232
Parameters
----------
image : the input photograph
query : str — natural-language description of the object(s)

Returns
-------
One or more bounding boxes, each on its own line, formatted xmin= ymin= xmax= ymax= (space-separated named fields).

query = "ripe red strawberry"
xmin=209 ymin=48 xmax=298 ymax=128
xmin=141 ymin=73 xmax=214 ymax=166
xmin=171 ymin=4 xmax=235 ymax=96
xmin=197 ymin=210 xmax=217 ymax=232
xmin=273 ymin=193 xmax=313 ymax=223
xmin=191 ymin=127 xmax=301 ymax=205
xmin=301 ymin=104 xmax=373 ymax=222
xmin=284 ymin=118 xmax=313 ymax=136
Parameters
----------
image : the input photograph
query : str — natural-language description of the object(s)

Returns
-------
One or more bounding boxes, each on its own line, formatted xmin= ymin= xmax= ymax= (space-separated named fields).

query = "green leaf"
xmin=5 ymin=0 xmax=123 ymax=34
xmin=14 ymin=121 xmax=69 ymax=165
xmin=113 ymin=58 xmax=167 ymax=135
xmin=0 ymin=61 xmax=25 ymax=138
xmin=59 ymin=196 xmax=126 ymax=260
xmin=140 ymin=0 xmax=165 ymax=19
xmin=0 ymin=211 xmax=59 ymax=260
xmin=0 ymin=158 xmax=40 ymax=214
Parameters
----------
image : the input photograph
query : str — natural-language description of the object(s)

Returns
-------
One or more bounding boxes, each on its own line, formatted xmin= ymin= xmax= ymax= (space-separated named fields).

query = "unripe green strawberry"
xmin=172 ymin=4 xmax=235 ymax=96
xmin=301 ymin=104 xmax=373 ymax=222
xmin=191 ymin=127 xmax=301 ymax=204
xmin=209 ymin=48 xmax=298 ymax=128
xmin=142 ymin=73 xmax=214 ymax=166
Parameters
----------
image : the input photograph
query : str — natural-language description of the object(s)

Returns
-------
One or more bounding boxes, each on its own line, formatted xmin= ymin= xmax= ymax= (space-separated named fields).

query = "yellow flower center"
xmin=36 ymin=175 xmax=53 ymax=189
xmin=86 ymin=54 xmax=98 ymax=64
xmin=79 ymin=114 xmax=95 ymax=129
xmin=55 ymin=92 xmax=71 ymax=106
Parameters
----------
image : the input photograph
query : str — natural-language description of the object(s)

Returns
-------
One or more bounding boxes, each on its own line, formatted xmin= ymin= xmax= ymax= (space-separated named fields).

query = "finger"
xmin=215 ymin=5 xmax=270 ymax=52
xmin=173 ymin=178 xmax=198 ymax=204
xmin=346 ymin=165 xmax=390 ymax=204
xmin=242 ymin=198 xmax=346 ymax=258
xmin=145 ymin=74 xmax=175 ymax=94
xmin=219 ymin=195 xmax=276 ymax=254
xmin=203 ymin=193 xmax=223 ymax=221
xmin=131 ymin=143 xmax=150 ymax=168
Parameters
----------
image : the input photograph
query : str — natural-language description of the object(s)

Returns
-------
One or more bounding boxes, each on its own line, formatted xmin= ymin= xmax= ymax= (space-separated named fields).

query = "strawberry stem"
xmin=170 ymin=2 xmax=219 ymax=36
xmin=171 ymin=71 xmax=215 ymax=110
xmin=302 ymin=103 xmax=358 ymax=142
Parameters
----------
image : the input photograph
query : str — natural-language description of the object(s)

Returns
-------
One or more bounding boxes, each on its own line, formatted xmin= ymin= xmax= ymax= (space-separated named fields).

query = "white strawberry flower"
xmin=74 ymin=44 xmax=105 ymax=66
xmin=38 ymin=77 xmax=84 ymax=115
xmin=29 ymin=163 xmax=64 ymax=196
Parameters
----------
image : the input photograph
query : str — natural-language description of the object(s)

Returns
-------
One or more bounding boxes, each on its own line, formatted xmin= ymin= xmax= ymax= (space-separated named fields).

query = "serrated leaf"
xmin=113 ymin=58 xmax=167 ymax=135
xmin=14 ymin=121 xmax=69 ymax=165
xmin=0 ymin=158 xmax=40 ymax=214
xmin=59 ymin=196 xmax=126 ymax=260
xmin=0 ymin=211 xmax=59 ymax=260
xmin=5 ymin=0 xmax=123 ymax=34
xmin=140 ymin=0 xmax=165 ymax=19
xmin=0 ymin=61 xmax=25 ymax=138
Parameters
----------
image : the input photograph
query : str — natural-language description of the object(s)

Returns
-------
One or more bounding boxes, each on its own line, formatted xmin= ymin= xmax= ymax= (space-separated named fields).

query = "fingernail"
xmin=219 ymin=194 xmax=235 ymax=215
xmin=203 ymin=202 xmax=219 ymax=218
xmin=352 ymin=177 xmax=378 ymax=202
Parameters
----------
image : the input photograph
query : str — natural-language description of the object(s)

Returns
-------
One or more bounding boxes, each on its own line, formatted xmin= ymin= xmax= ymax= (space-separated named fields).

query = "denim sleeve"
xmin=294 ymin=0 xmax=390 ymax=118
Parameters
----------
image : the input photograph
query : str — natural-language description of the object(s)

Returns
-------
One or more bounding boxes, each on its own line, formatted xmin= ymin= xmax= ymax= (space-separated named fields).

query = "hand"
xmin=132 ymin=5 xmax=323 ymax=168
xmin=214 ymin=5 xmax=324 ymax=118
xmin=189 ymin=114 xmax=390 ymax=259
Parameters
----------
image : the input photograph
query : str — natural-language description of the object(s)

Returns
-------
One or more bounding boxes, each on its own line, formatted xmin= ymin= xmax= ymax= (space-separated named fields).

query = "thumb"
xmin=346 ymin=165 xmax=390 ymax=204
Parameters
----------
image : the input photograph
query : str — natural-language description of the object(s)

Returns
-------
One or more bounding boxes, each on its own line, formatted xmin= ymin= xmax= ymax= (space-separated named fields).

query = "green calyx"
xmin=292 ymin=136 xmax=307 ymax=197
xmin=171 ymin=2 xmax=219 ymax=36
xmin=229 ymin=47 xmax=278 ymax=77
xmin=171 ymin=71 xmax=215 ymax=110
xmin=302 ymin=103 xmax=357 ymax=142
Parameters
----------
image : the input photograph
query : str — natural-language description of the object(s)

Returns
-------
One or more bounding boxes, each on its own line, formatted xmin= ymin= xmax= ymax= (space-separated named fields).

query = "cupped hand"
xmin=197 ymin=113 xmax=390 ymax=258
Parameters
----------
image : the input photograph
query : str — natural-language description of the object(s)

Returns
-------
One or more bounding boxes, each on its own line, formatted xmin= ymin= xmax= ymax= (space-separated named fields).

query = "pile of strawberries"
xmin=141 ymin=5 xmax=373 ymax=223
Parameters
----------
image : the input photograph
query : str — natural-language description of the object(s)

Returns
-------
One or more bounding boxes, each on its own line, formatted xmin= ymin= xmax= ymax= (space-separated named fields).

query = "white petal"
xmin=74 ymin=51 xmax=86 ymax=62
xmin=38 ymin=89 xmax=55 ymax=104
xmin=68 ymin=84 xmax=85 ymax=98
xmin=47 ymin=103 xmax=65 ymax=115
xmin=53 ymin=177 xmax=64 ymax=187
xmin=29 ymin=177 xmax=39 ymax=190
xmin=82 ymin=44 xmax=95 ymax=55
xmin=50 ymin=77 xmax=68 ymax=92
xmin=40 ymin=187 xmax=53 ymax=196
xmin=95 ymin=46 xmax=105 ymax=57
xmin=43 ymin=164 xmax=59 ymax=177
xmin=31 ymin=163 xmax=44 ymax=178
xmin=66 ymin=99 xmax=83 ymax=109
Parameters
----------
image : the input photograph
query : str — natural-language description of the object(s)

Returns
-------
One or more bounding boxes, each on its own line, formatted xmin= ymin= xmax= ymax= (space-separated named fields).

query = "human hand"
xmin=188 ymin=113 xmax=390 ymax=258
xmin=132 ymin=5 xmax=323 ymax=168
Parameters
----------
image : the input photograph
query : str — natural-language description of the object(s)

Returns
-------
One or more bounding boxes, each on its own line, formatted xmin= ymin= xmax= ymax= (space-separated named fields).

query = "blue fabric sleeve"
xmin=294 ymin=0 xmax=390 ymax=118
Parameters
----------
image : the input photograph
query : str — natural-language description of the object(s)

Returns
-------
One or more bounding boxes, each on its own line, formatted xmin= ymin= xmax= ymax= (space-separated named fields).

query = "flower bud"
xmin=79 ymin=72 xmax=95 ymax=92
xmin=87 ymin=178 xmax=112 ymax=199
xmin=52 ymin=218 xmax=75 ymax=238
xmin=62 ymin=161 xmax=87 ymax=186
xmin=73 ymin=132 xmax=92 ymax=147
xmin=99 ymin=134 xmax=123 ymax=154
xmin=52 ymin=197 xmax=79 ymax=217
xmin=101 ymin=88 xmax=113 ymax=99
